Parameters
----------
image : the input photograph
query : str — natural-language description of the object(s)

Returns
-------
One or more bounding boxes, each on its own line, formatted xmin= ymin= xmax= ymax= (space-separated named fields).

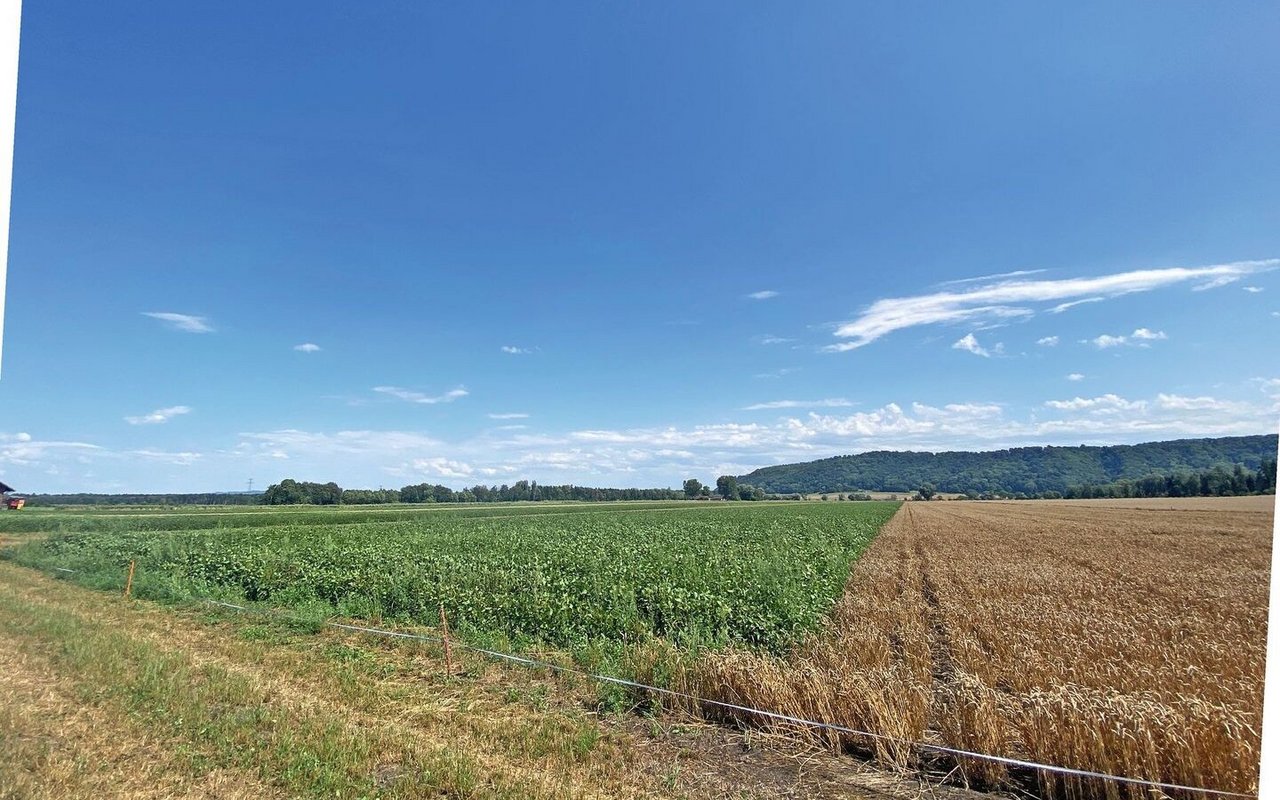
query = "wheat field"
xmin=673 ymin=497 xmax=1272 ymax=798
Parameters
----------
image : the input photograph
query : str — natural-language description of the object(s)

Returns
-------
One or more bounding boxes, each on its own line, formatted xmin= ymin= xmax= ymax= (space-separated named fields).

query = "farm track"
xmin=0 ymin=561 xmax=992 ymax=799
xmin=905 ymin=507 xmax=959 ymax=733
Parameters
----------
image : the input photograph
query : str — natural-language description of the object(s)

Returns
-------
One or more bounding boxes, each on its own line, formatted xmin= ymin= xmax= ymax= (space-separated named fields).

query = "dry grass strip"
xmin=0 ymin=561 xmax=992 ymax=799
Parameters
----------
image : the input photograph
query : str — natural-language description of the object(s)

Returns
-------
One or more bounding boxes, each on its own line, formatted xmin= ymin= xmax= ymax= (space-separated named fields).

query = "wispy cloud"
xmin=952 ymin=333 xmax=991 ymax=357
xmin=747 ymin=368 xmax=798 ymax=381
xmin=1049 ymin=297 xmax=1105 ymax=314
xmin=746 ymin=290 xmax=779 ymax=300
xmin=129 ymin=449 xmax=202 ymax=465
xmin=742 ymin=399 xmax=854 ymax=411
xmin=1036 ymin=336 xmax=1059 ymax=347
xmin=827 ymin=260 xmax=1275 ymax=351
xmin=1192 ymin=274 xmax=1243 ymax=291
xmin=125 ymin=405 xmax=192 ymax=425
xmin=0 ymin=434 xmax=102 ymax=471
xmin=1244 ymin=286 xmax=1264 ymax=293
xmin=500 ymin=345 xmax=532 ymax=355
xmin=141 ymin=312 xmax=214 ymax=333
xmin=1085 ymin=327 xmax=1167 ymax=349
xmin=1067 ymin=373 xmax=1085 ymax=382
xmin=293 ymin=343 xmax=322 ymax=353
xmin=937 ymin=269 xmax=1047 ymax=287
xmin=488 ymin=412 xmax=529 ymax=420
xmin=755 ymin=335 xmax=795 ymax=345
xmin=373 ymin=386 xmax=468 ymax=405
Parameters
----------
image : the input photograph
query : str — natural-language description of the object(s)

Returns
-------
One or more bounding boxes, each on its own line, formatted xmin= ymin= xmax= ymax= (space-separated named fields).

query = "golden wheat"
xmin=686 ymin=497 xmax=1272 ymax=798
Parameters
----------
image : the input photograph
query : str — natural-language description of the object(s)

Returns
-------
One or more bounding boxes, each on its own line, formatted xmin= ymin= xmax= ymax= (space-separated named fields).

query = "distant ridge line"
xmin=737 ymin=434 xmax=1279 ymax=496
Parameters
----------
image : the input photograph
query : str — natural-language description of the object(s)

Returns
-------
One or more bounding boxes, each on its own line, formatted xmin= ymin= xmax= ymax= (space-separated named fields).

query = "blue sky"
xmin=2 ymin=1 xmax=1278 ymax=493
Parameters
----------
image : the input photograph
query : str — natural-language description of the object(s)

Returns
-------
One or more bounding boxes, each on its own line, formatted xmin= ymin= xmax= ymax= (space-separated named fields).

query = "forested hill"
xmin=737 ymin=434 xmax=1279 ymax=496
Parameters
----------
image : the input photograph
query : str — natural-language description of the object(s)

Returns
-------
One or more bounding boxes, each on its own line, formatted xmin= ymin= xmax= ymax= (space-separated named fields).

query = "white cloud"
xmin=142 ymin=312 xmax=215 ymax=333
xmin=408 ymin=457 xmax=475 ymax=480
xmin=1036 ymin=336 xmax=1060 ymax=346
xmin=372 ymin=386 xmax=468 ymax=405
xmin=1 ymin=435 xmax=103 ymax=470
xmin=1044 ymin=394 xmax=1146 ymax=412
xmin=911 ymin=402 xmax=1003 ymax=419
xmin=1089 ymin=334 xmax=1128 ymax=349
xmin=756 ymin=335 xmax=794 ymax=345
xmin=1244 ymin=286 xmax=1264 ymax=293
xmin=569 ymin=424 xmax=788 ymax=449
xmin=488 ymin=413 xmax=529 ymax=420
xmin=293 ymin=343 xmax=322 ymax=353
xmin=1067 ymin=373 xmax=1085 ymax=382
xmin=828 ymin=260 xmax=1275 ymax=351
xmin=952 ymin=333 xmax=991 ymax=357
xmin=747 ymin=290 xmax=779 ymax=300
xmin=742 ymin=399 xmax=854 ymax=411
xmin=1154 ymin=393 xmax=1253 ymax=413
xmin=1086 ymin=328 xmax=1166 ymax=349
xmin=500 ymin=346 xmax=532 ymax=354
xmin=124 ymin=405 xmax=192 ymax=425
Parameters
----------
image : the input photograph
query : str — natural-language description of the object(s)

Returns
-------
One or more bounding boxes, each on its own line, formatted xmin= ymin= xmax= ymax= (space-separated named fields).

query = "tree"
xmin=715 ymin=475 xmax=738 ymax=499
xmin=916 ymin=483 xmax=936 ymax=501
xmin=314 ymin=481 xmax=342 ymax=505
xmin=683 ymin=478 xmax=704 ymax=499
xmin=262 ymin=479 xmax=307 ymax=505
xmin=262 ymin=478 xmax=342 ymax=505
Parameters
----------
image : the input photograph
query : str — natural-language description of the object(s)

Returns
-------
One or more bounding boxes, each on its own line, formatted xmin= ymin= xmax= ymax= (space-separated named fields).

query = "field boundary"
xmin=14 ymin=556 xmax=1259 ymax=799
xmin=201 ymin=596 xmax=1256 ymax=798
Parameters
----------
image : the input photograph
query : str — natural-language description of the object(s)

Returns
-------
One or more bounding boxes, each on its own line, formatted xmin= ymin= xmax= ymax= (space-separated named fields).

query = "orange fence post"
xmin=123 ymin=559 xmax=136 ymax=599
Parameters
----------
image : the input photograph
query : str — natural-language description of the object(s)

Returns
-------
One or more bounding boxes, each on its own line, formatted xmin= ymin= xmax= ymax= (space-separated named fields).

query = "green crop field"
xmin=1 ymin=501 xmax=898 ymax=656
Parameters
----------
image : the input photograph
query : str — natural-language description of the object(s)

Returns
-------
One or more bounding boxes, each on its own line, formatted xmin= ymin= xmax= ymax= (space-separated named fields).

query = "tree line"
xmin=261 ymin=478 xmax=684 ymax=505
xmin=1061 ymin=460 xmax=1276 ymax=500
